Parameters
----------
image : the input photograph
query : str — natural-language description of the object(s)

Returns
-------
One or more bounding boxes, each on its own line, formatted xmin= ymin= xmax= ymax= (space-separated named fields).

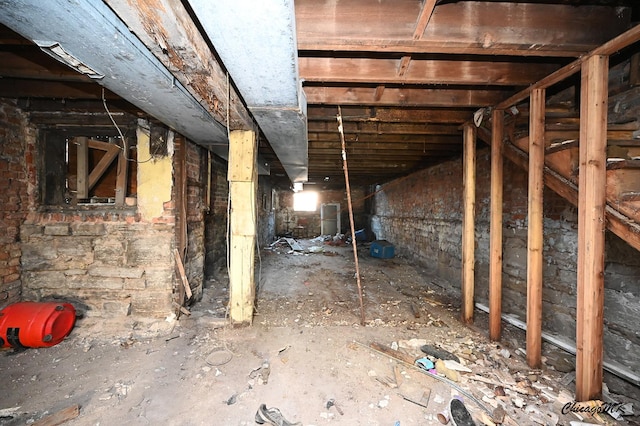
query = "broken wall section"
xmin=18 ymin=119 xmax=180 ymax=318
xmin=371 ymin=147 xmax=640 ymax=384
xmin=0 ymin=100 xmax=36 ymax=308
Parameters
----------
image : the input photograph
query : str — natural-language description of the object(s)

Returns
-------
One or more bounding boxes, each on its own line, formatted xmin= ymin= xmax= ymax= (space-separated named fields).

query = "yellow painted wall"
xmin=136 ymin=123 xmax=173 ymax=221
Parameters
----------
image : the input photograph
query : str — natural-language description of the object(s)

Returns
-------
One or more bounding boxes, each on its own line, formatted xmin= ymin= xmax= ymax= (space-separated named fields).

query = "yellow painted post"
xmin=228 ymin=130 xmax=257 ymax=325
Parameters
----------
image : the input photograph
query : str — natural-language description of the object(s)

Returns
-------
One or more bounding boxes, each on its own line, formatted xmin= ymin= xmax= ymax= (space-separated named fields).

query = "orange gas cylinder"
xmin=0 ymin=301 xmax=76 ymax=348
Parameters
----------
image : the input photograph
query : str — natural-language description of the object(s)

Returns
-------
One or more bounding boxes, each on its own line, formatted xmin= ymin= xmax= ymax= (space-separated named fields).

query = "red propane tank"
xmin=0 ymin=301 xmax=76 ymax=348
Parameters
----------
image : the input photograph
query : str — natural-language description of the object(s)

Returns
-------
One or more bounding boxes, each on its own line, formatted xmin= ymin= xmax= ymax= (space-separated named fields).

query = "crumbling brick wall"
xmin=182 ymin=141 xmax=206 ymax=301
xmin=371 ymin=147 xmax=640 ymax=375
xmin=0 ymin=100 xmax=35 ymax=309
xmin=205 ymin=156 xmax=229 ymax=281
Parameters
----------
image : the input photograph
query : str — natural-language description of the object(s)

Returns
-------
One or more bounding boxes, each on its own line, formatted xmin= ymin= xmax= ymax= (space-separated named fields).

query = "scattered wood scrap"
xmin=369 ymin=342 xmax=417 ymax=365
xmin=32 ymin=404 xmax=79 ymax=426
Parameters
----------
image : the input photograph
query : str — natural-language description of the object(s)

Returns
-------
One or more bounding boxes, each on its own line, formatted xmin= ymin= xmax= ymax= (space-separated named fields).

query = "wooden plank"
xmin=304 ymin=86 xmax=509 ymax=108
xmin=75 ymin=136 xmax=89 ymax=199
xmin=606 ymin=158 xmax=640 ymax=170
xmin=87 ymin=143 xmax=121 ymax=191
xmin=300 ymin=57 xmax=559 ymax=86
xmin=297 ymin=38 xmax=596 ymax=58
xmin=370 ymin=342 xmax=417 ymax=365
xmin=284 ymin=237 xmax=304 ymax=252
xmin=413 ymin=0 xmax=437 ymax=40
xmin=526 ymin=88 xmax=545 ymax=369
xmin=546 ymin=139 xmax=579 ymax=154
xmin=227 ymin=130 xmax=256 ymax=182
xmin=32 ymin=404 xmax=79 ymax=426
xmin=114 ymin=136 xmax=128 ymax=206
xmin=489 ymin=109 xmax=504 ymax=341
xmin=174 ymin=248 xmax=192 ymax=300
xmin=295 ymin=1 xmax=626 ymax=56
xmin=228 ymin=130 xmax=257 ymax=325
xmin=576 ymin=55 xmax=609 ymax=402
xmin=461 ymin=124 xmax=476 ymax=324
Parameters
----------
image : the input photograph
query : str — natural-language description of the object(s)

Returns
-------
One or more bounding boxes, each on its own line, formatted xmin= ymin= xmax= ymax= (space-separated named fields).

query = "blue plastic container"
xmin=370 ymin=240 xmax=395 ymax=258
xmin=355 ymin=229 xmax=367 ymax=241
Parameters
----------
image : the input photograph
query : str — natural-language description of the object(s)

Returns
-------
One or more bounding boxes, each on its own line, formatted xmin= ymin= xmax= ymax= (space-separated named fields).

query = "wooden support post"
xmin=461 ymin=123 xmax=476 ymax=324
xmin=489 ymin=109 xmax=504 ymax=341
xmin=576 ymin=54 xmax=608 ymax=401
xmin=114 ymin=137 xmax=128 ymax=206
xmin=228 ymin=130 xmax=257 ymax=325
xmin=76 ymin=136 xmax=88 ymax=199
xmin=527 ymin=88 xmax=546 ymax=369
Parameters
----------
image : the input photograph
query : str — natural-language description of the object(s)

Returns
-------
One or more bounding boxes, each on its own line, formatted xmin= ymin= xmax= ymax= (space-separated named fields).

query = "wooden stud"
xmin=576 ymin=54 xmax=609 ymax=401
xmin=76 ymin=136 xmax=88 ymax=199
xmin=461 ymin=123 xmax=476 ymax=324
xmin=527 ymin=88 xmax=546 ymax=369
xmin=489 ymin=109 xmax=504 ymax=341
xmin=228 ymin=130 xmax=257 ymax=325
xmin=114 ymin=136 xmax=128 ymax=206
xmin=86 ymin=140 xmax=121 ymax=191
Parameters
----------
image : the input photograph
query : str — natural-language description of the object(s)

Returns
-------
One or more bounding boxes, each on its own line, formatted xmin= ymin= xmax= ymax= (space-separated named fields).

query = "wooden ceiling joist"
xmin=304 ymin=86 xmax=510 ymax=107
xmin=299 ymin=57 xmax=561 ymax=86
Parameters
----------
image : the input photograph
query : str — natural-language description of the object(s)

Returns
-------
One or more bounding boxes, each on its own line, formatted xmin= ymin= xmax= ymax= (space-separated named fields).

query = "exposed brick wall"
xmin=257 ymin=177 xmax=276 ymax=247
xmin=372 ymin=146 xmax=640 ymax=373
xmin=0 ymin=100 xmax=35 ymax=309
xmin=204 ymin=156 xmax=229 ymax=280
xmin=182 ymin=141 xmax=206 ymax=301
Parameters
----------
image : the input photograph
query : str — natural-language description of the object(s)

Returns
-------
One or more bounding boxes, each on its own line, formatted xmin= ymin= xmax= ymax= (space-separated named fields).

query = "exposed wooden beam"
xmin=296 ymin=1 xmax=628 ymax=56
xmin=304 ymin=86 xmax=510 ymax=108
xmin=413 ymin=0 xmax=437 ymax=40
xmin=526 ymin=88 xmax=546 ymax=369
xmin=104 ymin=0 xmax=252 ymax=130
xmin=308 ymin=133 xmax=461 ymax=144
xmin=308 ymin=106 xmax=472 ymax=123
xmin=307 ymin=121 xmax=461 ymax=135
xmin=576 ymin=54 xmax=609 ymax=402
xmin=298 ymin=38 xmax=598 ymax=58
xmin=300 ymin=57 xmax=560 ymax=86
xmin=0 ymin=79 xmax=120 ymax=99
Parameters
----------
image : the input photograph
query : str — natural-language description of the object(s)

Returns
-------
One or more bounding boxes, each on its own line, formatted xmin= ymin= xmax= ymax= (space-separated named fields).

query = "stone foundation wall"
xmin=20 ymin=213 xmax=175 ymax=317
xmin=371 ymin=147 xmax=640 ymax=374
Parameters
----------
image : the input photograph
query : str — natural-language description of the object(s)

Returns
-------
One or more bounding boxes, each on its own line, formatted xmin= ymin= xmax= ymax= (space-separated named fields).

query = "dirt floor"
xmin=1 ymin=238 xmax=639 ymax=425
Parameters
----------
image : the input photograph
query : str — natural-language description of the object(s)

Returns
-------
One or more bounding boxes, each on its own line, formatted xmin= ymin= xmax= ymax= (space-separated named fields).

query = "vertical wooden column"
xmin=76 ymin=137 xmax=89 ymax=199
xmin=228 ymin=130 xmax=258 ymax=325
xmin=489 ymin=109 xmax=504 ymax=341
xmin=114 ymin=136 xmax=128 ymax=206
xmin=461 ymin=124 xmax=476 ymax=324
xmin=527 ymin=88 xmax=546 ymax=368
xmin=576 ymin=54 xmax=609 ymax=401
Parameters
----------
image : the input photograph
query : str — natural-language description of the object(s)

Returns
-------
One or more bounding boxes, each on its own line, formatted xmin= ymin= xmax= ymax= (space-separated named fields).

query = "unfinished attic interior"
xmin=3 ymin=0 xmax=640 ymax=424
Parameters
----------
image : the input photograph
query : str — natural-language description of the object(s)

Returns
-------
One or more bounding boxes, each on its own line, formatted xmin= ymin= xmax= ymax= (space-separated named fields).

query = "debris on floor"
xmin=1 ymin=240 xmax=638 ymax=425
